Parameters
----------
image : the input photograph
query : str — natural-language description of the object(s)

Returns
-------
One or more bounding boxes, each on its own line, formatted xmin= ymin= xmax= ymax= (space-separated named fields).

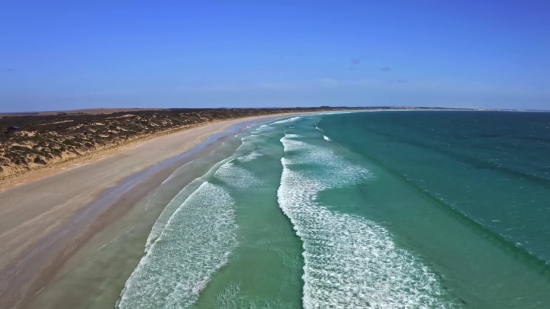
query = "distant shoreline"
xmin=0 ymin=108 xmax=352 ymax=188
xmin=0 ymin=106 xmax=477 ymax=188
xmin=2 ymin=106 xmax=549 ymax=119
xmin=2 ymin=107 xmax=546 ymax=191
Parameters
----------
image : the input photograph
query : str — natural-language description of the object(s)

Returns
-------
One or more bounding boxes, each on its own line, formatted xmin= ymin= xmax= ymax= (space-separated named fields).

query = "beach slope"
xmin=0 ymin=116 xmax=270 ymax=309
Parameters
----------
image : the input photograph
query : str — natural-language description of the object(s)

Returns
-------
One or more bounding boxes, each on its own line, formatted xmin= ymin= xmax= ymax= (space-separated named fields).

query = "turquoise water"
xmin=117 ymin=111 xmax=550 ymax=308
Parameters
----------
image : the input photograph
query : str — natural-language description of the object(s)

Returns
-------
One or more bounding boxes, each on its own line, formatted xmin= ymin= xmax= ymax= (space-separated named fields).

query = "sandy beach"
xmin=0 ymin=114 xmax=282 ymax=309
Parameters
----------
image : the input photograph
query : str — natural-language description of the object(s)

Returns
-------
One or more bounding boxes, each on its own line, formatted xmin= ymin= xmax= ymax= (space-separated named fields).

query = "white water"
xmin=118 ymin=114 xmax=456 ymax=308
xmin=236 ymin=149 xmax=262 ymax=162
xmin=144 ymin=177 xmax=205 ymax=250
xmin=277 ymin=133 xmax=456 ymax=309
xmin=214 ymin=161 xmax=263 ymax=189
xmin=144 ymin=133 xmax=262 ymax=249
xmin=273 ymin=116 xmax=301 ymax=125
xmin=117 ymin=182 xmax=237 ymax=309
xmin=144 ymin=155 xmax=235 ymax=250
xmin=120 ymin=132 xmax=272 ymax=308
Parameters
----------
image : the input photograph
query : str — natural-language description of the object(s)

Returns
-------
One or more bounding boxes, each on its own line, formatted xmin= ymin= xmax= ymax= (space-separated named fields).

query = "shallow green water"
xmin=117 ymin=111 xmax=550 ymax=309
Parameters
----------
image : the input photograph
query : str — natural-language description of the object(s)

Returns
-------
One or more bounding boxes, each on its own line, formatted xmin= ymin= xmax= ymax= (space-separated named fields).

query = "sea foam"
xmin=121 ymin=137 xmax=269 ymax=308
xmin=236 ymin=136 xmax=263 ymax=163
xmin=117 ymin=182 xmax=237 ymax=309
xmin=144 ymin=155 xmax=236 ymax=250
xmin=145 ymin=132 xmax=265 ymax=249
xmin=273 ymin=116 xmax=301 ymax=125
xmin=277 ymin=133 xmax=456 ymax=308
xmin=236 ymin=150 xmax=262 ymax=162
xmin=255 ymin=124 xmax=275 ymax=131
xmin=214 ymin=161 xmax=263 ymax=189
xmin=145 ymin=177 xmax=204 ymax=250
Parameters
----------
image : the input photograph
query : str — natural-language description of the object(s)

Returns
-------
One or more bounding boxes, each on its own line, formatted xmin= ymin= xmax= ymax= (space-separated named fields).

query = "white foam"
xmin=315 ymin=124 xmax=323 ymax=132
xmin=236 ymin=150 xmax=263 ymax=162
xmin=145 ymin=131 xmax=265 ymax=249
xmin=120 ymin=129 xmax=271 ymax=307
xmin=277 ymin=133 xmax=455 ymax=309
xmin=253 ymin=124 xmax=275 ymax=133
xmin=323 ymin=135 xmax=331 ymax=142
xmin=284 ymin=133 xmax=301 ymax=139
xmin=144 ymin=155 xmax=236 ymax=249
xmin=144 ymin=178 xmax=204 ymax=250
xmin=272 ymin=116 xmax=301 ymax=125
xmin=241 ymin=134 xmax=257 ymax=141
xmin=117 ymin=182 xmax=237 ymax=309
xmin=214 ymin=161 xmax=263 ymax=189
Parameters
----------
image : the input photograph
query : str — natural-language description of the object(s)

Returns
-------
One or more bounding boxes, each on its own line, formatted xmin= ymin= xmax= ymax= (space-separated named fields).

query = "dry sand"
xmin=0 ymin=123 xmax=206 ymax=193
xmin=0 ymin=114 xmax=285 ymax=309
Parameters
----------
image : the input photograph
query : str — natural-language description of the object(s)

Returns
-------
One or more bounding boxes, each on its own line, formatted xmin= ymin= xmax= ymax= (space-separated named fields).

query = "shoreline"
xmin=23 ymin=133 xmax=242 ymax=309
xmin=1 ymin=117 xmax=264 ymax=193
xmin=0 ymin=107 xmax=480 ymax=193
xmin=0 ymin=113 xmax=289 ymax=309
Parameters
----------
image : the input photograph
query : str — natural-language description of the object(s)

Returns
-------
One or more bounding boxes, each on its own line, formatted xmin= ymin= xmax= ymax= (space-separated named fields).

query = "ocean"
xmin=116 ymin=111 xmax=550 ymax=309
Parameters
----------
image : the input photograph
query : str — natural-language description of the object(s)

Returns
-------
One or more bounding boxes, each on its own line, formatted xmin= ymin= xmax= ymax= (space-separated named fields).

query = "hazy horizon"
xmin=1 ymin=1 xmax=549 ymax=112
xmin=2 ymin=105 xmax=550 ymax=115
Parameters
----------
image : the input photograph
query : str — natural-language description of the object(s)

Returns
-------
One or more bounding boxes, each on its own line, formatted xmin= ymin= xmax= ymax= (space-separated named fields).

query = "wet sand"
xmin=0 ymin=115 xmax=281 ymax=309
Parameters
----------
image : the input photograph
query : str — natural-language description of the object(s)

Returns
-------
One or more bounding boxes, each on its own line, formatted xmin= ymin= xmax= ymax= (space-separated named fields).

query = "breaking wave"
xmin=117 ymin=182 xmax=237 ymax=309
xmin=277 ymin=133 xmax=457 ymax=308
xmin=273 ymin=116 xmax=301 ymax=125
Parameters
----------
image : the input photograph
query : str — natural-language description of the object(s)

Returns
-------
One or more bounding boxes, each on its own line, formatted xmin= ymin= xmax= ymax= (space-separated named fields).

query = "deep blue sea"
xmin=117 ymin=111 xmax=550 ymax=308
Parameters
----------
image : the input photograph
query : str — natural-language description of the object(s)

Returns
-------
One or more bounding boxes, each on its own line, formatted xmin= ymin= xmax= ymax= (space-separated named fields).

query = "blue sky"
xmin=1 ymin=0 xmax=549 ymax=112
